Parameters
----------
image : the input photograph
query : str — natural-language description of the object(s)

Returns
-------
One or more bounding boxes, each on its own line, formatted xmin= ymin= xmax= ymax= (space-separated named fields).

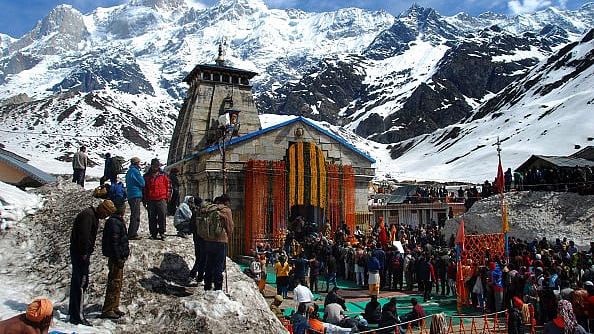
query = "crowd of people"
xmin=2 ymin=151 xmax=592 ymax=333
xmin=64 ymin=154 xmax=234 ymax=327
xmin=256 ymin=213 xmax=594 ymax=333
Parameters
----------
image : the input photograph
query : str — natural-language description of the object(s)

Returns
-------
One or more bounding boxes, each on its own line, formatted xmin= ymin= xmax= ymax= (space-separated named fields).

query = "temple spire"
xmin=215 ymin=38 xmax=225 ymax=66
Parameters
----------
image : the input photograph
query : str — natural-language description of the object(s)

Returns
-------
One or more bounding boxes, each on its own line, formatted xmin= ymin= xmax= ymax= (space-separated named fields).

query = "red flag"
xmin=455 ymin=218 xmax=465 ymax=252
xmin=496 ymin=156 xmax=504 ymax=193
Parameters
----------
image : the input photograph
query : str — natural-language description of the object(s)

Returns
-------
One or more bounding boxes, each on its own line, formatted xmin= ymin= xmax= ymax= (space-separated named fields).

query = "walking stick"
xmin=225 ymin=261 xmax=229 ymax=294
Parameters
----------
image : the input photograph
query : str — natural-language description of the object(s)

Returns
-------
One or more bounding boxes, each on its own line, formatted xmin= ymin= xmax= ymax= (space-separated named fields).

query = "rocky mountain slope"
xmin=444 ymin=190 xmax=594 ymax=248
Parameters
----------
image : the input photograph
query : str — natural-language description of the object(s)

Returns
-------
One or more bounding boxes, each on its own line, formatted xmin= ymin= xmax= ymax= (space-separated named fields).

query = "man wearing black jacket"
xmin=69 ymin=199 xmax=116 ymax=326
xmin=100 ymin=201 xmax=130 ymax=320
xmin=363 ymin=294 xmax=382 ymax=324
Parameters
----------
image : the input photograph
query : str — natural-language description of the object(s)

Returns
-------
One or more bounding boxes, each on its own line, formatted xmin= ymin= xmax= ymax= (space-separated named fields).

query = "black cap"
xmin=219 ymin=193 xmax=230 ymax=203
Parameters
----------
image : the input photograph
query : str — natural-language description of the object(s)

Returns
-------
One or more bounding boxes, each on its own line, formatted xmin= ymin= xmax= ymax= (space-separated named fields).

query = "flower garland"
xmin=288 ymin=144 xmax=296 ymax=208
xmin=297 ymin=142 xmax=304 ymax=205
xmin=318 ymin=146 xmax=327 ymax=208
xmin=327 ymin=164 xmax=340 ymax=226
xmin=272 ymin=160 xmax=288 ymax=247
xmin=341 ymin=165 xmax=356 ymax=233
xmin=303 ymin=142 xmax=311 ymax=205
xmin=310 ymin=142 xmax=318 ymax=206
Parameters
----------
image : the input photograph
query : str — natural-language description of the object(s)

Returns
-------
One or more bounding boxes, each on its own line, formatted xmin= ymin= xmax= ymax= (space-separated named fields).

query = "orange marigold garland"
xmin=244 ymin=160 xmax=254 ymax=254
xmin=288 ymin=144 xmax=296 ymax=208
xmin=310 ymin=143 xmax=319 ymax=207
xmin=327 ymin=164 xmax=340 ymax=227
xmin=341 ymin=165 xmax=356 ymax=233
xmin=297 ymin=142 xmax=304 ymax=205
xmin=272 ymin=160 xmax=287 ymax=248
xmin=244 ymin=160 xmax=268 ymax=254
xmin=318 ymin=147 xmax=327 ymax=209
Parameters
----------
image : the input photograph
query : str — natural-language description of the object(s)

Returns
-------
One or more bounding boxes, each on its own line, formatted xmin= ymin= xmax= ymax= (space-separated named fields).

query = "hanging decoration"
xmin=318 ymin=146 xmax=327 ymax=209
xmin=287 ymin=142 xmax=328 ymax=208
xmin=271 ymin=160 xmax=288 ymax=247
xmin=244 ymin=160 xmax=268 ymax=254
xmin=288 ymin=144 xmax=296 ymax=208
xmin=297 ymin=142 xmax=305 ymax=205
xmin=327 ymin=164 xmax=340 ymax=227
xmin=309 ymin=143 xmax=317 ymax=206
xmin=341 ymin=165 xmax=356 ymax=233
xmin=245 ymin=142 xmax=357 ymax=254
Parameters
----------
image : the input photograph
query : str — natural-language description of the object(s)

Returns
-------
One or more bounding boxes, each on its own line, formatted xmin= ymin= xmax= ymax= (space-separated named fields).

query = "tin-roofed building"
xmin=0 ymin=148 xmax=56 ymax=188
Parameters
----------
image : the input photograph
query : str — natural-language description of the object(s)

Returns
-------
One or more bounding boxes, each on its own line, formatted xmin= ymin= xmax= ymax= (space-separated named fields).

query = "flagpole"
xmin=455 ymin=217 xmax=465 ymax=315
xmin=497 ymin=138 xmax=509 ymax=262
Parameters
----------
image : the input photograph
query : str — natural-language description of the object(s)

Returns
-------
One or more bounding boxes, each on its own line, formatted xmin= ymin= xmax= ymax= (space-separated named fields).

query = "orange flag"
xmin=455 ymin=218 xmax=465 ymax=252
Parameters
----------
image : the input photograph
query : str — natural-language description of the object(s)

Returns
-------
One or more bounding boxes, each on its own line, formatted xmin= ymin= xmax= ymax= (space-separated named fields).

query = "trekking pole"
xmin=225 ymin=263 xmax=229 ymax=294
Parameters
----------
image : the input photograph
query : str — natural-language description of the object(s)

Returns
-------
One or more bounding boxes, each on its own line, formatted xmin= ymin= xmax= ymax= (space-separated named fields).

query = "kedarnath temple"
xmin=167 ymin=46 xmax=375 ymax=258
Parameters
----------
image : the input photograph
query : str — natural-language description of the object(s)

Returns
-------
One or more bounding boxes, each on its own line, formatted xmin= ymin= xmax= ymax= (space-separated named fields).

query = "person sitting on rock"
xmin=0 ymin=298 xmax=53 ymax=334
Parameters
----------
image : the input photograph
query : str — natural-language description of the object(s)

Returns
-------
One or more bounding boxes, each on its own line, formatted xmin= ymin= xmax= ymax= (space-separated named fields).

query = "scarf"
xmin=556 ymin=299 xmax=579 ymax=334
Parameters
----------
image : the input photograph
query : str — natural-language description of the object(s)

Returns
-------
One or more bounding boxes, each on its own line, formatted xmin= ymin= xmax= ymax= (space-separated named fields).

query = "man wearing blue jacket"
xmin=125 ymin=157 xmax=145 ymax=240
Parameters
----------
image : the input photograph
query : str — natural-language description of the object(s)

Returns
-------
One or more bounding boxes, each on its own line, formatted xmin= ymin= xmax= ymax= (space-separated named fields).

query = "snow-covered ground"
xmin=0 ymin=179 xmax=287 ymax=333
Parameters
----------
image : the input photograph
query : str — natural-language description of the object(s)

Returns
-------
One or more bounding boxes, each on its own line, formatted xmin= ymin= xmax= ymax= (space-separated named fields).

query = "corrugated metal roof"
xmin=532 ymin=155 xmax=594 ymax=168
xmin=0 ymin=149 xmax=56 ymax=185
xmin=571 ymin=146 xmax=594 ymax=161
xmin=515 ymin=154 xmax=594 ymax=173
xmin=386 ymin=185 xmax=418 ymax=204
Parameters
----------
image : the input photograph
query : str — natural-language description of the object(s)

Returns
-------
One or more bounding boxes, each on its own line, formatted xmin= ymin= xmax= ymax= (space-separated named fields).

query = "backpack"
xmin=109 ymin=182 xmax=126 ymax=200
xmin=392 ymin=254 xmax=402 ymax=270
xmin=195 ymin=200 xmax=224 ymax=239
xmin=357 ymin=254 xmax=366 ymax=267
xmin=93 ymin=184 xmax=110 ymax=199
xmin=109 ymin=156 xmax=126 ymax=175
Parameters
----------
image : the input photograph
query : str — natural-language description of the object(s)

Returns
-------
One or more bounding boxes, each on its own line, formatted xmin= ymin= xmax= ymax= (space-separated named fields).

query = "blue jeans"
xmin=326 ymin=272 xmax=337 ymax=291
xmin=127 ymin=197 xmax=142 ymax=238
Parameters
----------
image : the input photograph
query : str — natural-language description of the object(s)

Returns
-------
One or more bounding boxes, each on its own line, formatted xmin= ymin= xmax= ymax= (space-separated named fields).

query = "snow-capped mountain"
xmin=0 ymin=0 xmax=593 ymax=183
xmin=377 ymin=30 xmax=594 ymax=183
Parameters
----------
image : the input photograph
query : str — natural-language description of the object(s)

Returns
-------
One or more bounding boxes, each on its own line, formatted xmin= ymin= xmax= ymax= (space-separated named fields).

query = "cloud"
xmin=507 ymin=0 xmax=552 ymax=14
xmin=557 ymin=0 xmax=568 ymax=8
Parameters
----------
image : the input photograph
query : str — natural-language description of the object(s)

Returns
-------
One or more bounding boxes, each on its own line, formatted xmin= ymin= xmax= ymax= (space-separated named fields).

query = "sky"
xmin=0 ymin=0 xmax=591 ymax=38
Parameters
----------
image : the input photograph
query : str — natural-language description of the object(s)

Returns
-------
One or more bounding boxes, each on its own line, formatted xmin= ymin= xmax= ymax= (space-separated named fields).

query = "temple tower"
xmin=168 ymin=43 xmax=260 ymax=164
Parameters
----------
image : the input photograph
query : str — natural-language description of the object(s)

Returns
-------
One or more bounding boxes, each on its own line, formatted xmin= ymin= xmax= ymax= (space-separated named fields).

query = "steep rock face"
xmin=106 ymin=7 xmax=162 ymax=39
xmin=364 ymin=5 xmax=461 ymax=60
xmin=470 ymin=28 xmax=594 ymax=122
xmin=51 ymin=48 xmax=155 ymax=95
xmin=0 ymin=53 xmax=41 ymax=84
xmin=363 ymin=27 xmax=555 ymax=143
xmin=257 ymin=55 xmax=366 ymax=124
xmin=0 ymin=91 xmax=175 ymax=161
xmin=364 ymin=25 xmax=575 ymax=142
xmin=7 ymin=5 xmax=89 ymax=55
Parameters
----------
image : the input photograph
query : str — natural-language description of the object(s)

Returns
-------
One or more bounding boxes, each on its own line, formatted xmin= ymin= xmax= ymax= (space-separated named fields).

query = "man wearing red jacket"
xmin=143 ymin=158 xmax=171 ymax=240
